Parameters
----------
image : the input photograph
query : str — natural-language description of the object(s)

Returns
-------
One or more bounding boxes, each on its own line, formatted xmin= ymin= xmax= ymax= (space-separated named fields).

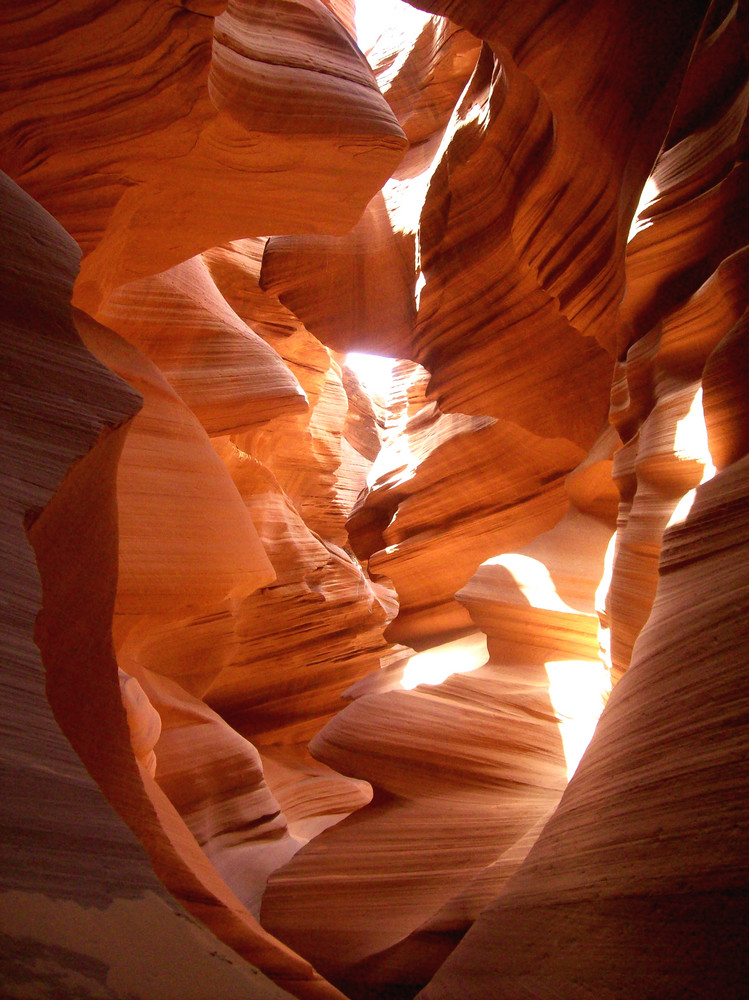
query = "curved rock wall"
xmin=1 ymin=1 xmax=747 ymax=999
xmin=0 ymin=171 xmax=312 ymax=1000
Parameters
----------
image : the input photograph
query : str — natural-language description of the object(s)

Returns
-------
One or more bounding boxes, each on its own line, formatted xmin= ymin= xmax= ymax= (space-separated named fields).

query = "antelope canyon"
xmin=1 ymin=2 xmax=747 ymax=998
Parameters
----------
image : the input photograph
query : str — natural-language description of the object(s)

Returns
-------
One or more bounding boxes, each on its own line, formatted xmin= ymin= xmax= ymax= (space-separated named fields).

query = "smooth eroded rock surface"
xmin=2 ymin=1 xmax=748 ymax=998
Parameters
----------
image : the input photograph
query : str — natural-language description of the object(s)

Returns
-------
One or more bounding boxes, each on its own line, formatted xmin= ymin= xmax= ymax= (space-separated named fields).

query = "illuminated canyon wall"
xmin=1 ymin=2 xmax=747 ymax=999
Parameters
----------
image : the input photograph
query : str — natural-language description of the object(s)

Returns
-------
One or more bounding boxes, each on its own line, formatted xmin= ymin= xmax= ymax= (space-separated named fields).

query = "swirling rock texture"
xmin=416 ymin=2 xmax=749 ymax=999
xmin=98 ymin=256 xmax=309 ymax=436
xmin=348 ymin=402 xmax=587 ymax=644
xmin=261 ymin=12 xmax=483 ymax=359
xmin=2 ymin=2 xmax=748 ymax=1000
xmin=0 ymin=0 xmax=406 ymax=313
xmin=0 ymin=171 xmax=308 ymax=1000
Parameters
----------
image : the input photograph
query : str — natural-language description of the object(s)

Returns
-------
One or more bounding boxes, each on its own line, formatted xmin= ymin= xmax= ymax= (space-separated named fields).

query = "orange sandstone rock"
xmin=261 ymin=642 xmax=569 ymax=994
xmin=0 ymin=0 xmax=406 ymax=312
xmin=0 ymin=170 xmax=319 ymax=1000
xmin=348 ymin=402 xmax=584 ymax=646
xmin=75 ymin=314 xmax=276 ymax=696
xmin=205 ymin=239 xmax=379 ymax=547
xmin=136 ymin=668 xmax=300 ymax=918
xmin=261 ymin=14 xmax=481 ymax=359
xmin=98 ymin=256 xmax=308 ymax=436
xmin=203 ymin=439 xmax=391 ymax=746
xmin=2 ymin=1 xmax=748 ymax=997
xmin=703 ymin=307 xmax=749 ymax=469
xmin=418 ymin=455 xmax=749 ymax=1000
xmin=261 ymin=422 xmax=616 ymax=997
xmin=605 ymin=0 xmax=749 ymax=677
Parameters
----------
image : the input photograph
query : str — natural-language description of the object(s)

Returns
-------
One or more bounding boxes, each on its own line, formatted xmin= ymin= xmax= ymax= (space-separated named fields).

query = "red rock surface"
xmin=2 ymin=1 xmax=748 ymax=998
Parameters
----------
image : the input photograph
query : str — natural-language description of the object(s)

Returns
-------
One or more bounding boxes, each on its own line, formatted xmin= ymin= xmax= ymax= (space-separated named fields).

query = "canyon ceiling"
xmin=1 ymin=1 xmax=747 ymax=998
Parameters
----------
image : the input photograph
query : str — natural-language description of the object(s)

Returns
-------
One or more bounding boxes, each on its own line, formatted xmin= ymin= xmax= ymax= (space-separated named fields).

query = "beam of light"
xmin=673 ymin=385 xmax=711 ymax=463
xmin=415 ymin=270 xmax=426 ymax=309
xmin=346 ymin=351 xmax=397 ymax=402
xmin=667 ymin=386 xmax=716 ymax=528
xmin=355 ymin=0 xmax=432 ymax=55
xmin=400 ymin=633 xmax=488 ymax=689
xmin=627 ymin=174 xmax=660 ymax=243
xmin=365 ymin=430 xmax=416 ymax=489
xmin=595 ymin=532 xmax=617 ymax=673
xmin=667 ymin=457 xmax=717 ymax=528
xmin=544 ymin=659 xmax=611 ymax=781
xmin=482 ymin=553 xmax=580 ymax=613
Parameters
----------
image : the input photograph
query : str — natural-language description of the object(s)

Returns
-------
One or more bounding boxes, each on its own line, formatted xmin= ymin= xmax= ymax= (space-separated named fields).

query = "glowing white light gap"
xmin=346 ymin=351 xmax=398 ymax=401
xmin=355 ymin=0 xmax=431 ymax=53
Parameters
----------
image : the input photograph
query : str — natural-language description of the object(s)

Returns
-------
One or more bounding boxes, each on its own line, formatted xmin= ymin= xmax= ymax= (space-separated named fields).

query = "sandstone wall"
xmin=1 ymin=2 xmax=747 ymax=999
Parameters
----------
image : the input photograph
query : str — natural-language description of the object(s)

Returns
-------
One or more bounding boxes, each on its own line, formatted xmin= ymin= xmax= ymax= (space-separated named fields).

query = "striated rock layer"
xmin=2 ymin=0 xmax=748 ymax=998
xmin=0 ymin=171 xmax=313 ymax=1000
xmin=419 ymin=453 xmax=749 ymax=1000
xmin=0 ymin=0 xmax=407 ymax=312
xmin=348 ymin=402 xmax=586 ymax=644
xmin=261 ymin=424 xmax=617 ymax=997
xmin=416 ymin=2 xmax=749 ymax=997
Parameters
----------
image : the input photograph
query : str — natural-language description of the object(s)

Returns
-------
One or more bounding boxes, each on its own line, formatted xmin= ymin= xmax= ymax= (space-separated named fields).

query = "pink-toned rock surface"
xmin=137 ymin=669 xmax=300 ymax=918
xmin=261 ymin=744 xmax=373 ymax=846
xmin=0 ymin=171 xmax=312 ymax=1000
xmin=98 ymin=256 xmax=308 ymax=436
xmin=73 ymin=272 xmax=380 ymax=999
xmin=71 ymin=308 xmax=389 ymax=950
xmin=418 ymin=453 xmax=749 ymax=1000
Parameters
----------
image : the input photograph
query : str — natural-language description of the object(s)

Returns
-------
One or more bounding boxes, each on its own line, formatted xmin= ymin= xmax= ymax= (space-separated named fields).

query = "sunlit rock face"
xmin=415 ymin=1 xmax=749 ymax=997
xmin=348 ymin=402 xmax=586 ymax=644
xmin=1 ymin=1 xmax=748 ymax=999
xmin=98 ymin=257 xmax=309 ymax=436
xmin=261 ymin=12 xmax=482 ymax=360
xmin=261 ymin=438 xmax=616 ymax=995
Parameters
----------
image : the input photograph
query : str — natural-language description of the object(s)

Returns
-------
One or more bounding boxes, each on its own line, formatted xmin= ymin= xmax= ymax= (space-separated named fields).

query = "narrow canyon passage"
xmin=1 ymin=2 xmax=748 ymax=1000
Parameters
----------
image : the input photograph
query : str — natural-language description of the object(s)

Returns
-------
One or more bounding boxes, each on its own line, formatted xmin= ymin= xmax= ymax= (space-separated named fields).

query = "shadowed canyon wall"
xmin=1 ymin=1 xmax=747 ymax=999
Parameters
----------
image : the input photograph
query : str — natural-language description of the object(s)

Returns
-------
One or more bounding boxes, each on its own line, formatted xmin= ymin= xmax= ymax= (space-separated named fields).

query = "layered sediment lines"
xmin=0 ymin=170 xmax=314 ymax=1000
xmin=420 ymin=453 xmax=749 ymax=1000
xmin=261 ymin=13 xmax=482 ymax=359
xmin=418 ymin=3 xmax=749 ymax=997
xmin=0 ymin=4 xmax=407 ymax=995
xmin=2 ymin=1 xmax=748 ymax=999
xmin=348 ymin=401 xmax=586 ymax=644
xmin=262 ymin=477 xmax=614 ymax=996
xmin=0 ymin=0 xmax=407 ymax=312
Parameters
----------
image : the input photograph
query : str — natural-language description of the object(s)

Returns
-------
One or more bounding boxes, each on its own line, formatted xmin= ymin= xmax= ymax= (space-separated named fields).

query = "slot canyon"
xmin=1 ymin=1 xmax=747 ymax=997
